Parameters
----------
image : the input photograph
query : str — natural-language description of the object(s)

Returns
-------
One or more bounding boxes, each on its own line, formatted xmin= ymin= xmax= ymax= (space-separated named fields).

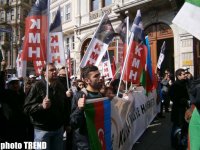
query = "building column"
xmin=179 ymin=34 xmax=194 ymax=74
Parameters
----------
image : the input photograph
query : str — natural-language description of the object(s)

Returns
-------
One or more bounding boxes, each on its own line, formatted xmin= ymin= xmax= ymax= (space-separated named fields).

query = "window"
xmin=66 ymin=37 xmax=70 ymax=51
xmin=65 ymin=35 xmax=74 ymax=52
xmin=65 ymin=4 xmax=71 ymax=22
xmin=17 ymin=8 xmax=20 ymax=19
xmin=11 ymin=9 xmax=15 ymax=20
xmin=7 ymin=12 xmax=11 ymax=21
xmin=60 ymin=7 xmax=63 ymax=23
xmin=72 ymin=36 xmax=74 ymax=49
xmin=103 ymin=0 xmax=112 ymax=7
xmin=0 ymin=11 xmax=4 ymax=21
xmin=0 ymin=32 xmax=4 ymax=41
xmin=91 ymin=0 xmax=99 ymax=11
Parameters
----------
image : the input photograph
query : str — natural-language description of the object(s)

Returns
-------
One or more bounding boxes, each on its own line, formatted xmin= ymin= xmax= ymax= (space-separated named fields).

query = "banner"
xmin=22 ymin=0 xmax=48 ymax=61
xmin=33 ymin=60 xmax=46 ymax=75
xmin=48 ymin=7 xmax=65 ymax=68
xmin=84 ymin=88 xmax=158 ymax=150
xmin=111 ymin=88 xmax=158 ymax=150
xmin=80 ymin=14 xmax=115 ymax=68
xmin=102 ymin=51 xmax=113 ymax=78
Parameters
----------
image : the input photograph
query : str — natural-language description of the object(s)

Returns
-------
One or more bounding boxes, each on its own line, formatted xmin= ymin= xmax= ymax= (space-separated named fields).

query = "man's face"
xmin=77 ymin=81 xmax=84 ymax=90
xmin=45 ymin=65 xmax=57 ymax=81
xmin=178 ymin=71 xmax=186 ymax=80
xmin=58 ymin=69 xmax=66 ymax=77
xmin=85 ymin=70 xmax=101 ymax=90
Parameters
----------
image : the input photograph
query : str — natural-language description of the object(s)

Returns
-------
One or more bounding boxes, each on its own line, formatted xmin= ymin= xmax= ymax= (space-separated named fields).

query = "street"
xmin=132 ymin=112 xmax=173 ymax=150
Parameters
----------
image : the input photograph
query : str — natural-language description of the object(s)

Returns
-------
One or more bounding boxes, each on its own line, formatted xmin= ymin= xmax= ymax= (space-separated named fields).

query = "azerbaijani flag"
xmin=84 ymin=98 xmax=111 ymax=150
xmin=172 ymin=0 xmax=200 ymax=40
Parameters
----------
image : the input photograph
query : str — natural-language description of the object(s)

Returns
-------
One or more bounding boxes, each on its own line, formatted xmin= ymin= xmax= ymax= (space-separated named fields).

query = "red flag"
xmin=80 ymin=14 xmax=115 ymax=68
xmin=111 ymin=56 xmax=116 ymax=79
xmin=48 ymin=7 xmax=66 ymax=67
xmin=33 ymin=60 xmax=46 ymax=76
xmin=22 ymin=0 xmax=48 ymax=62
xmin=123 ymin=10 xmax=147 ymax=84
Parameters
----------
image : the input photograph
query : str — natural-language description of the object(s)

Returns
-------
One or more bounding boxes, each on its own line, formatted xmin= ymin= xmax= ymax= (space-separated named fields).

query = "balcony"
xmin=89 ymin=6 xmax=112 ymax=21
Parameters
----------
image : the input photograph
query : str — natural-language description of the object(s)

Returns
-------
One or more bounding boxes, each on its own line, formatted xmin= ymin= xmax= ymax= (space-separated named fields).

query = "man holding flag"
xmin=24 ymin=63 xmax=70 ymax=150
xmin=70 ymin=65 xmax=103 ymax=150
xmin=23 ymin=1 xmax=70 ymax=150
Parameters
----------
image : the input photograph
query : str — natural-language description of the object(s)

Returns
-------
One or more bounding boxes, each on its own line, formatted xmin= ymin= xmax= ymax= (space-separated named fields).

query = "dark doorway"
xmin=145 ymin=23 xmax=174 ymax=79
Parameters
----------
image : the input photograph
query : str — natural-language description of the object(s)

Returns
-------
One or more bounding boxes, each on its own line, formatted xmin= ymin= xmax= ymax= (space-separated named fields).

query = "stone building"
xmin=1 ymin=0 xmax=199 ymax=78
xmin=51 ymin=0 xmax=199 ymax=78
xmin=0 ymin=0 xmax=35 ymax=73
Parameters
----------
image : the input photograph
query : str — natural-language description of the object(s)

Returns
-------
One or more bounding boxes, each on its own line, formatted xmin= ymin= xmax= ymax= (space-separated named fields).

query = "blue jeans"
xmin=34 ymin=127 xmax=64 ymax=150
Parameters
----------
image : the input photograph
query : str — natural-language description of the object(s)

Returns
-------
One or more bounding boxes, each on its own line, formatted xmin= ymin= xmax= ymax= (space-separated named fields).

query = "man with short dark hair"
xmin=24 ymin=63 xmax=69 ymax=150
xmin=70 ymin=65 xmax=102 ymax=149
xmin=170 ymin=68 xmax=189 ymax=149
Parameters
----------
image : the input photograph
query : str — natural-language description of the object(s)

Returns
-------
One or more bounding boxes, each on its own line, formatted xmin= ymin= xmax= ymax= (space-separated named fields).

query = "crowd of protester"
xmin=0 ymin=59 xmax=200 ymax=150
xmin=0 ymin=60 xmax=129 ymax=150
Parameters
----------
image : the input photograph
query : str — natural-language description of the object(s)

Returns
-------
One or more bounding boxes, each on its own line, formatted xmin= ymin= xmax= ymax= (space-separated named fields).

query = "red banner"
xmin=22 ymin=16 xmax=47 ymax=61
xmin=123 ymin=41 xmax=147 ymax=84
xmin=33 ymin=60 xmax=46 ymax=75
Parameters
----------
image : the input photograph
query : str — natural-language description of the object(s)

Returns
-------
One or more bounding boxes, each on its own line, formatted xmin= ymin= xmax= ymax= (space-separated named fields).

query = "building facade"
xmin=0 ymin=0 xmax=35 ymax=72
xmin=54 ymin=0 xmax=199 ymax=78
xmin=1 ymin=0 xmax=199 ymax=78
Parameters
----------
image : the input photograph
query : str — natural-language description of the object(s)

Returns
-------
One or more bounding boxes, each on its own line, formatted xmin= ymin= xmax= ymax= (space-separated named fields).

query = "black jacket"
xmin=170 ymin=79 xmax=189 ymax=126
xmin=0 ymin=71 xmax=29 ymax=142
xmin=24 ymin=79 xmax=69 ymax=131
xmin=189 ymin=78 xmax=200 ymax=110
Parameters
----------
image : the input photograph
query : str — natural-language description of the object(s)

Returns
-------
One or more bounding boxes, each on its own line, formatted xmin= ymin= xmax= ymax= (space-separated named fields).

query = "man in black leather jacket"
xmin=70 ymin=65 xmax=102 ymax=150
xmin=24 ymin=63 xmax=70 ymax=150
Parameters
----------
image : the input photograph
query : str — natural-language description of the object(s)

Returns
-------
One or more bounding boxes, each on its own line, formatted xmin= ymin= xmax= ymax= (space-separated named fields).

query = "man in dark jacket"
xmin=170 ymin=68 xmax=189 ymax=149
xmin=0 ymin=60 xmax=30 ymax=144
xmin=70 ymin=65 xmax=102 ymax=150
xmin=24 ymin=63 xmax=70 ymax=150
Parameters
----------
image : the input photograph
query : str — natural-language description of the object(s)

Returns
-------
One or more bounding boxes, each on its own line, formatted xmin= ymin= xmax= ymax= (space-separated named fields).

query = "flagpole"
xmin=125 ymin=16 xmax=129 ymax=92
xmin=64 ymin=48 xmax=69 ymax=89
xmin=116 ymin=32 xmax=134 ymax=97
xmin=46 ymin=0 xmax=50 ymax=98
